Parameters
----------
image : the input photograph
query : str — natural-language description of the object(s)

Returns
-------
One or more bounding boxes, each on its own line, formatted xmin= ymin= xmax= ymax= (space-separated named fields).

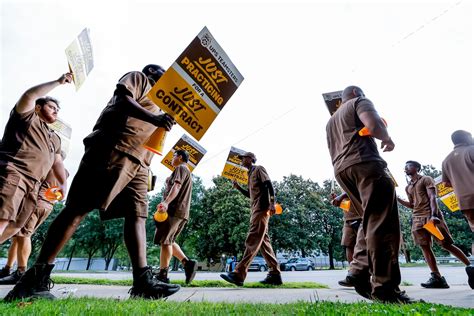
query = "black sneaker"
xmin=338 ymin=276 xmax=354 ymax=287
xmin=3 ymin=264 xmax=56 ymax=302
xmin=129 ymin=267 xmax=180 ymax=299
xmin=420 ymin=273 xmax=450 ymax=289
xmin=346 ymin=272 xmax=372 ymax=299
xmin=374 ymin=290 xmax=425 ymax=304
xmin=259 ymin=273 xmax=283 ymax=286
xmin=184 ymin=260 xmax=198 ymax=284
xmin=466 ymin=266 xmax=474 ymax=289
xmin=0 ymin=270 xmax=25 ymax=285
xmin=0 ymin=267 xmax=11 ymax=279
xmin=220 ymin=272 xmax=244 ymax=286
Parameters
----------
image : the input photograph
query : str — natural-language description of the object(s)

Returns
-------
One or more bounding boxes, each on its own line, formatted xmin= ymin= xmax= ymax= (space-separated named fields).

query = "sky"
xmin=1 ymin=0 xmax=473 ymax=197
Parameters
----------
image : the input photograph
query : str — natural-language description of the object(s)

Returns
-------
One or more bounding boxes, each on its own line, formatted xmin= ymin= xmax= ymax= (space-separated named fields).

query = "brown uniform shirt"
xmin=248 ymin=165 xmax=271 ymax=212
xmin=442 ymin=144 xmax=474 ymax=210
xmin=406 ymin=175 xmax=436 ymax=217
xmin=0 ymin=108 xmax=61 ymax=181
xmin=163 ymin=164 xmax=192 ymax=219
xmin=83 ymin=71 xmax=160 ymax=167
xmin=326 ymin=97 xmax=386 ymax=175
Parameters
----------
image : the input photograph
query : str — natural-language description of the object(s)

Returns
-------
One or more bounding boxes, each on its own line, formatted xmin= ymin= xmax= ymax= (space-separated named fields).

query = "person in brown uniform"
xmin=397 ymin=160 xmax=472 ymax=289
xmin=153 ymin=150 xmax=197 ymax=285
xmin=0 ymin=166 xmax=67 ymax=284
xmin=0 ymin=74 xmax=70 ymax=240
xmin=441 ymin=130 xmax=474 ymax=289
xmin=332 ymin=192 xmax=362 ymax=287
xmin=5 ymin=64 xmax=180 ymax=301
xmin=326 ymin=85 xmax=418 ymax=303
xmin=220 ymin=152 xmax=282 ymax=286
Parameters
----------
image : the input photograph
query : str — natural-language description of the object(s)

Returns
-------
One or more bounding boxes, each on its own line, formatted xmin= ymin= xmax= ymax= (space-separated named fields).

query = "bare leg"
xmin=172 ymin=243 xmax=186 ymax=262
xmin=160 ymin=244 xmax=173 ymax=268
xmin=36 ymin=206 xmax=88 ymax=264
xmin=16 ymin=236 xmax=31 ymax=269
xmin=420 ymin=245 xmax=440 ymax=276
xmin=442 ymin=243 xmax=471 ymax=266
xmin=6 ymin=238 xmax=18 ymax=267
xmin=123 ymin=216 xmax=147 ymax=269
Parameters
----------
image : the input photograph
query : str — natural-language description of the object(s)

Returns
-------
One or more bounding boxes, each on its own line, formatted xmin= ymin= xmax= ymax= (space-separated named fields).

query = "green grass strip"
xmin=0 ymin=298 xmax=470 ymax=315
xmin=51 ymin=276 xmax=327 ymax=289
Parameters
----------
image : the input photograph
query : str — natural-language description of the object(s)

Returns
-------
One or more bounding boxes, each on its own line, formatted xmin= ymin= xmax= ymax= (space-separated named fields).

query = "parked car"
xmin=284 ymin=257 xmax=315 ymax=271
xmin=248 ymin=256 xmax=268 ymax=272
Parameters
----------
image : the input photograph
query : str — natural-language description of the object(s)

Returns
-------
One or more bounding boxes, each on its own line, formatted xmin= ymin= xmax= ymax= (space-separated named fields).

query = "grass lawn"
xmin=51 ymin=276 xmax=328 ymax=289
xmin=0 ymin=298 xmax=471 ymax=315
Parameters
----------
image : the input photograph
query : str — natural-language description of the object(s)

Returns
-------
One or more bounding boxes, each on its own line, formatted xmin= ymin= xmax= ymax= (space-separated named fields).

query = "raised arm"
xmin=16 ymin=73 xmax=72 ymax=114
xmin=232 ymin=179 xmax=250 ymax=198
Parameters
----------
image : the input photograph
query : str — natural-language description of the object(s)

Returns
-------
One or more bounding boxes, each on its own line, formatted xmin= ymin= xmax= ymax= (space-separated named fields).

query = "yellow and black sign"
xmin=221 ymin=146 xmax=248 ymax=185
xmin=434 ymin=176 xmax=460 ymax=212
xmin=148 ymin=26 xmax=244 ymax=141
xmin=322 ymin=91 xmax=343 ymax=116
xmin=161 ymin=134 xmax=207 ymax=172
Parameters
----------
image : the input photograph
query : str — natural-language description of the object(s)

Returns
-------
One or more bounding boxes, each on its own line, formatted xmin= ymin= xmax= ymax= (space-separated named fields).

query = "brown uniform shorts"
xmin=66 ymin=149 xmax=148 ymax=220
xmin=16 ymin=200 xmax=53 ymax=237
xmin=154 ymin=216 xmax=187 ymax=245
xmin=0 ymin=164 xmax=40 ymax=227
xmin=341 ymin=219 xmax=361 ymax=247
xmin=411 ymin=216 xmax=454 ymax=246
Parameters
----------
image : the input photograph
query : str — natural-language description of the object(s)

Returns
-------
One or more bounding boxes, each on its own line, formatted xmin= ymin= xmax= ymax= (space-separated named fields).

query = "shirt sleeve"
xmin=423 ymin=176 xmax=436 ymax=190
xmin=115 ymin=71 xmax=147 ymax=101
xmin=256 ymin=166 xmax=271 ymax=182
xmin=355 ymin=98 xmax=377 ymax=116
xmin=172 ymin=165 xmax=189 ymax=185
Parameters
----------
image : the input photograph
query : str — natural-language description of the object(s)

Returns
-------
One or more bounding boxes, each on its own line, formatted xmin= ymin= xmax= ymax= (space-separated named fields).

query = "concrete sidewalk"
xmin=0 ymin=266 xmax=472 ymax=308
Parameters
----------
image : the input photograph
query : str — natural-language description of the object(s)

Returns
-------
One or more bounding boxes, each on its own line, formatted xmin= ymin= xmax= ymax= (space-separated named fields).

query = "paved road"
xmin=0 ymin=266 xmax=472 ymax=308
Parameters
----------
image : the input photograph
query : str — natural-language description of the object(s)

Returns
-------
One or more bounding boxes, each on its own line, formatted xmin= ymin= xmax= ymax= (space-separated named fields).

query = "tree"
xmin=187 ymin=176 xmax=250 ymax=263
xmin=314 ymin=180 xmax=344 ymax=269
xmin=271 ymin=175 xmax=321 ymax=258
xmin=101 ymin=218 xmax=124 ymax=270
xmin=75 ymin=211 xmax=103 ymax=270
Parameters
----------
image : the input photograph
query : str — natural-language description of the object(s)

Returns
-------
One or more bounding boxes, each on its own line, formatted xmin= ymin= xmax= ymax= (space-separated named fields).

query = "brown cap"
xmin=238 ymin=151 xmax=256 ymax=162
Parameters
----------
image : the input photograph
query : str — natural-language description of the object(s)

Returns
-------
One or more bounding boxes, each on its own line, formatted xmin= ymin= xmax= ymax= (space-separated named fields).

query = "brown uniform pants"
xmin=336 ymin=161 xmax=401 ymax=298
xmin=233 ymin=210 xmax=280 ymax=280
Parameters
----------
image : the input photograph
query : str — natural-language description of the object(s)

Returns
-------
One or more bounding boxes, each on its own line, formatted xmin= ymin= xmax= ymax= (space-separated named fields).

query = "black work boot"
xmin=466 ymin=266 xmax=474 ymax=289
xmin=0 ymin=270 xmax=25 ymax=285
xmin=220 ymin=272 xmax=244 ymax=286
xmin=0 ymin=266 xmax=11 ymax=279
xmin=183 ymin=259 xmax=198 ymax=284
xmin=4 ymin=263 xmax=55 ymax=302
xmin=373 ymin=289 xmax=425 ymax=304
xmin=129 ymin=266 xmax=180 ymax=299
xmin=259 ymin=273 xmax=283 ymax=286
xmin=338 ymin=275 xmax=354 ymax=287
xmin=346 ymin=272 xmax=372 ymax=299
xmin=420 ymin=273 xmax=450 ymax=289
xmin=154 ymin=267 xmax=170 ymax=284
